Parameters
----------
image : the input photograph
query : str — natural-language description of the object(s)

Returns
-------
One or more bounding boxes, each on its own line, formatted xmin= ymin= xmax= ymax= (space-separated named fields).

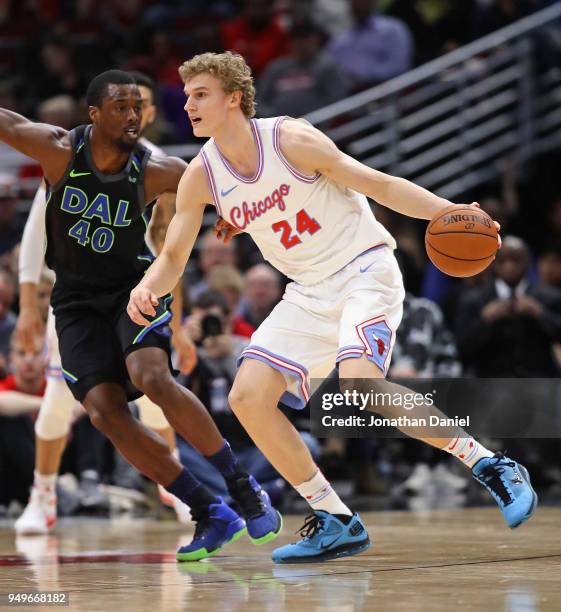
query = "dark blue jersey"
xmin=45 ymin=125 xmax=155 ymax=290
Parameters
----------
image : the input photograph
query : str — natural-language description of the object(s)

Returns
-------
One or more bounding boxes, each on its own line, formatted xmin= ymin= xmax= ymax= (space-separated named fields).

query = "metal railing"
xmin=304 ymin=3 xmax=561 ymax=200
xmin=4 ymin=3 xmax=561 ymax=207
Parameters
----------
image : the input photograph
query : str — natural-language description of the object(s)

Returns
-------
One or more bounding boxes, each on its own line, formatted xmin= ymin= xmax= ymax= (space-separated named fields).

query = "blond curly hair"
xmin=179 ymin=52 xmax=256 ymax=119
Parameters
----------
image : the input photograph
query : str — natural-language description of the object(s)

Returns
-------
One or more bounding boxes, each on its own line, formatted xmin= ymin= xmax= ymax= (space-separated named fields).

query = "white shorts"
xmin=45 ymin=307 xmax=63 ymax=378
xmin=238 ymin=245 xmax=405 ymax=409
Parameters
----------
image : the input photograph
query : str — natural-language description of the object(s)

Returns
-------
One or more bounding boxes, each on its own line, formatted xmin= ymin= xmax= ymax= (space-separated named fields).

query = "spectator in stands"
xmin=390 ymin=294 xmax=462 ymax=379
xmin=391 ymin=294 xmax=466 ymax=497
xmin=0 ymin=81 xmax=17 ymax=113
xmin=236 ymin=264 xmax=283 ymax=332
xmin=0 ymin=174 xmax=24 ymax=256
xmin=311 ymin=0 xmax=352 ymax=37
xmin=455 ymin=236 xmax=561 ymax=377
xmin=207 ymin=265 xmax=254 ymax=337
xmin=0 ymin=332 xmax=46 ymax=511
xmin=387 ymin=0 xmax=476 ymax=62
xmin=220 ymin=0 xmax=290 ymax=77
xmin=37 ymin=95 xmax=79 ymax=132
xmin=143 ymin=30 xmax=185 ymax=87
xmin=472 ymin=0 xmax=544 ymax=38
xmin=539 ymin=242 xmax=561 ymax=290
xmin=190 ymin=229 xmax=238 ymax=300
xmin=326 ymin=0 xmax=414 ymax=91
xmin=0 ymin=269 xmax=17 ymax=378
xmin=258 ymin=20 xmax=348 ymax=118
xmin=182 ymin=290 xmax=249 ymax=410
xmin=33 ymin=37 xmax=88 ymax=106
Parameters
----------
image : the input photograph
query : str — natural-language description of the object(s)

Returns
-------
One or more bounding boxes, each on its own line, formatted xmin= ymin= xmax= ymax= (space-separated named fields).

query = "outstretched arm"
xmin=0 ymin=108 xmax=69 ymax=182
xmin=17 ymin=182 xmax=48 ymax=352
xmin=280 ymin=119 xmax=452 ymax=220
xmin=128 ymin=156 xmax=210 ymax=326
xmin=149 ymin=192 xmax=197 ymax=374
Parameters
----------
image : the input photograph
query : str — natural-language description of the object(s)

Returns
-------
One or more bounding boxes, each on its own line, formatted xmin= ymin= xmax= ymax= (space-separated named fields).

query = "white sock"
xmin=295 ymin=470 xmax=352 ymax=516
xmin=444 ymin=433 xmax=494 ymax=469
xmin=32 ymin=471 xmax=57 ymax=503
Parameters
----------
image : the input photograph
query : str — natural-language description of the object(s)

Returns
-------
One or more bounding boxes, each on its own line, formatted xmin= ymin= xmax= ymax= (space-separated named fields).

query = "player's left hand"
xmin=128 ymin=286 xmax=159 ymax=326
xmin=468 ymin=202 xmax=502 ymax=248
xmin=214 ymin=217 xmax=241 ymax=244
xmin=172 ymin=326 xmax=198 ymax=374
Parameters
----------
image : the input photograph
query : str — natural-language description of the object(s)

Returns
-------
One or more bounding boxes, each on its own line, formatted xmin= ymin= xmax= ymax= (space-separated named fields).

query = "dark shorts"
xmin=52 ymin=280 xmax=175 ymax=402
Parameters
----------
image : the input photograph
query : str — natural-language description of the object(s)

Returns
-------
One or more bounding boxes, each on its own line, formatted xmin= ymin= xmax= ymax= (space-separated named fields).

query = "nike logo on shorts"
xmin=221 ymin=185 xmax=238 ymax=197
xmin=69 ymin=169 xmax=91 ymax=178
xmin=360 ymin=262 xmax=375 ymax=273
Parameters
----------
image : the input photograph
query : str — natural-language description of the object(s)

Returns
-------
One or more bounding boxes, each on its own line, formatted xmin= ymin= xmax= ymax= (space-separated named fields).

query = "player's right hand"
xmin=16 ymin=306 xmax=44 ymax=353
xmin=127 ymin=286 xmax=159 ymax=326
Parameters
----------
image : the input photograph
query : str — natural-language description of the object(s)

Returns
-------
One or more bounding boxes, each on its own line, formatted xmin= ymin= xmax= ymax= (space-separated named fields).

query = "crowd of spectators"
xmin=0 ymin=0 xmax=553 ymax=143
xmin=1 ymin=141 xmax=561 ymax=516
xmin=1 ymin=0 xmax=561 ymax=517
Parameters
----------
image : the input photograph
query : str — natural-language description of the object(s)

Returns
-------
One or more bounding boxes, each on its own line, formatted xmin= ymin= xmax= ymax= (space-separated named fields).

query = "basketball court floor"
xmin=1 ymin=507 xmax=560 ymax=611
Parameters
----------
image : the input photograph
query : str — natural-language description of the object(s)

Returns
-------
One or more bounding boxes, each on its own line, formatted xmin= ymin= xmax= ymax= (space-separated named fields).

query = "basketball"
xmin=425 ymin=205 xmax=499 ymax=277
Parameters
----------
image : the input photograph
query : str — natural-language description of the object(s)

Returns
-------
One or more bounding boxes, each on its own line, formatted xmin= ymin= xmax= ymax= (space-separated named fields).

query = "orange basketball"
xmin=425 ymin=205 xmax=499 ymax=277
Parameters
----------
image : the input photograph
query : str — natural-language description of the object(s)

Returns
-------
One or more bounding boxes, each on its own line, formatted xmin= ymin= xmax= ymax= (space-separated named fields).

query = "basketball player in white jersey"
xmin=15 ymin=73 xmax=194 ymax=534
xmin=128 ymin=52 xmax=537 ymax=563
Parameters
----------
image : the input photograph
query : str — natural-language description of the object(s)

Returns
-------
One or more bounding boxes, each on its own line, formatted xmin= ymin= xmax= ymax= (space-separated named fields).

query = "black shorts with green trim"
xmin=51 ymin=279 xmax=175 ymax=402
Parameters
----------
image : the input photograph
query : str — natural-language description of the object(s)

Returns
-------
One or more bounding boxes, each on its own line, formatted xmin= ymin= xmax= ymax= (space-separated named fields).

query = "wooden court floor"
xmin=1 ymin=507 xmax=560 ymax=611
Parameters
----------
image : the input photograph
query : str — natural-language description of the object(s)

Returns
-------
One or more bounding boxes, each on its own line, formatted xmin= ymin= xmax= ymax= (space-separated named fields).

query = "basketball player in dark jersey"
xmin=0 ymin=70 xmax=281 ymax=560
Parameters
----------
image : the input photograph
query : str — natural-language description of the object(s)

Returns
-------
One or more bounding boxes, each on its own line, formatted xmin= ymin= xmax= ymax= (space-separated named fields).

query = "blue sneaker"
xmin=176 ymin=498 xmax=247 ymax=562
xmin=472 ymin=452 xmax=538 ymax=529
xmin=227 ymin=474 xmax=283 ymax=545
xmin=272 ymin=511 xmax=370 ymax=564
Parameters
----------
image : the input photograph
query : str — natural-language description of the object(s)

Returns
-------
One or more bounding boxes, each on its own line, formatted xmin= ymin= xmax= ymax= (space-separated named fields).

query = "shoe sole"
xmin=15 ymin=526 xmax=53 ymax=535
xmin=273 ymin=536 xmax=371 ymax=564
xmin=15 ymin=516 xmax=56 ymax=535
xmin=249 ymin=511 xmax=283 ymax=546
xmin=176 ymin=525 xmax=247 ymax=562
xmin=509 ymin=465 xmax=538 ymax=529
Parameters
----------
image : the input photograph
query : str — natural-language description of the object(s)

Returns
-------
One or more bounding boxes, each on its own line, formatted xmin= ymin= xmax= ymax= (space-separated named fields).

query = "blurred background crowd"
xmin=1 ymin=0 xmax=561 ymax=521
xmin=0 ymin=0 xmax=554 ymax=141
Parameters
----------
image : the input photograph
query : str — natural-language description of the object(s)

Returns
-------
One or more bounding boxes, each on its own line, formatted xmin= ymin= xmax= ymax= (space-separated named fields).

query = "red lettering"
xmin=230 ymin=206 xmax=247 ymax=230
xmin=273 ymin=208 xmax=322 ymax=250
xmin=228 ymin=183 xmax=292 ymax=230
xmin=296 ymin=209 xmax=321 ymax=236
xmin=273 ymin=220 xmax=302 ymax=249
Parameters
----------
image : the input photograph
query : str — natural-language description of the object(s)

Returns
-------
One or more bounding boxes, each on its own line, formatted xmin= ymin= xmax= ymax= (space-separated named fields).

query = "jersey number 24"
xmin=272 ymin=209 xmax=321 ymax=250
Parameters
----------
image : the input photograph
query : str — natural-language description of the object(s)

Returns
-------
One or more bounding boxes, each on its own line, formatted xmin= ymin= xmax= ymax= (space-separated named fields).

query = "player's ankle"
xmin=295 ymin=470 xmax=352 ymax=516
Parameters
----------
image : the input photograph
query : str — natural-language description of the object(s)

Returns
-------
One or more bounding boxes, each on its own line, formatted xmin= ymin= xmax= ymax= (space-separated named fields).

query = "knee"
xmin=130 ymin=367 xmax=172 ymax=401
xmin=87 ymin=403 xmax=127 ymax=435
xmin=35 ymin=378 xmax=75 ymax=440
xmin=228 ymin=382 xmax=258 ymax=415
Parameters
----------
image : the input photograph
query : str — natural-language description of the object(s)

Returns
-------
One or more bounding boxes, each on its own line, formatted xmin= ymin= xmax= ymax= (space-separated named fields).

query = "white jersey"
xmin=200 ymin=116 xmax=396 ymax=285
